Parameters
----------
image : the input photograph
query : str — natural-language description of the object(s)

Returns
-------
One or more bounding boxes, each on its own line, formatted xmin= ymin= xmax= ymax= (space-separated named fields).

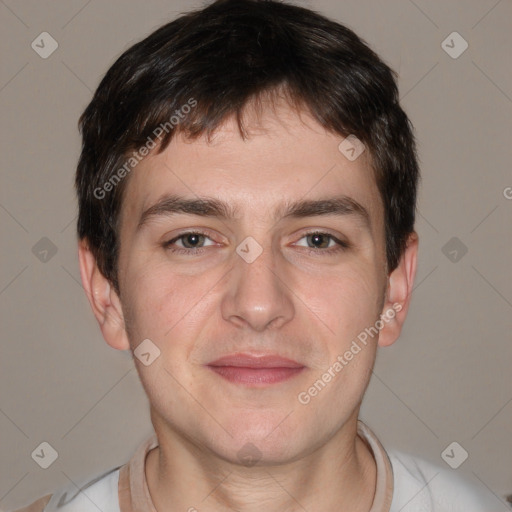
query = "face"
xmin=106 ymin=103 xmax=397 ymax=463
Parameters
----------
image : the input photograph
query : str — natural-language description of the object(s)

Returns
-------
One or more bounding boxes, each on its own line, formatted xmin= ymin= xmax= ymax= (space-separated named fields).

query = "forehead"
xmin=119 ymin=103 xmax=383 ymax=232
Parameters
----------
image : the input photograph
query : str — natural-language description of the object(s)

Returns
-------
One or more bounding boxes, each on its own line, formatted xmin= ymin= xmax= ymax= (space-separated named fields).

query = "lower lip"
xmin=207 ymin=366 xmax=305 ymax=385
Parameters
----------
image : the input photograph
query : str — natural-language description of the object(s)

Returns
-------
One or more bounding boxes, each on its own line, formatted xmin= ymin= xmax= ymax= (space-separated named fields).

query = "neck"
xmin=145 ymin=415 xmax=377 ymax=512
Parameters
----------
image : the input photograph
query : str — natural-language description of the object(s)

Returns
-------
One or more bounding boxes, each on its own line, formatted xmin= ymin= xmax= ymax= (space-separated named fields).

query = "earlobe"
xmin=378 ymin=232 xmax=419 ymax=347
xmin=78 ymin=239 xmax=130 ymax=351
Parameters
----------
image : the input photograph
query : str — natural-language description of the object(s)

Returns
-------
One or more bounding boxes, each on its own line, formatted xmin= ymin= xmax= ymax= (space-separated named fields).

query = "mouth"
xmin=205 ymin=353 xmax=306 ymax=386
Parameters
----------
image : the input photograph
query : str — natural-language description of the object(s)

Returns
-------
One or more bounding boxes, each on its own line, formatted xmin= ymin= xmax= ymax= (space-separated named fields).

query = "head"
xmin=77 ymin=0 xmax=419 ymax=463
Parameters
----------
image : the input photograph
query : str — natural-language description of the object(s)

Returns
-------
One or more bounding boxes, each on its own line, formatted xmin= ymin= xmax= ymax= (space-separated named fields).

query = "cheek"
xmin=121 ymin=258 xmax=215 ymax=344
xmin=303 ymin=263 xmax=384 ymax=342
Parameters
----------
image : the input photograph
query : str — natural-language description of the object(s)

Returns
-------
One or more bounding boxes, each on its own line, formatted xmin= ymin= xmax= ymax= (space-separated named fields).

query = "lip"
xmin=206 ymin=353 xmax=305 ymax=386
xmin=207 ymin=353 xmax=304 ymax=368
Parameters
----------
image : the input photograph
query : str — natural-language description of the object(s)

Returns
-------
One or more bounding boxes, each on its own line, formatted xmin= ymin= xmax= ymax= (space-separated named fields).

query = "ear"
xmin=378 ymin=231 xmax=419 ymax=347
xmin=78 ymin=239 xmax=130 ymax=351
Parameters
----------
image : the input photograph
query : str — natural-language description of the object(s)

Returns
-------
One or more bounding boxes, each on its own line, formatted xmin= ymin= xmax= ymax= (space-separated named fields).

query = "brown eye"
xmin=306 ymin=233 xmax=332 ymax=249
xmin=163 ymin=231 xmax=217 ymax=254
xmin=294 ymin=231 xmax=350 ymax=255
xmin=179 ymin=233 xmax=206 ymax=248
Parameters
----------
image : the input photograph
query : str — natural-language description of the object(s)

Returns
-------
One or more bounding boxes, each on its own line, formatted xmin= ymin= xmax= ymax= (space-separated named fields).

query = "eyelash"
xmin=163 ymin=230 xmax=350 ymax=256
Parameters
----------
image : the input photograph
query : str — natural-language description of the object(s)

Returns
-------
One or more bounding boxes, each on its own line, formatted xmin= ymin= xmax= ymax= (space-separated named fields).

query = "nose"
xmin=220 ymin=240 xmax=295 ymax=332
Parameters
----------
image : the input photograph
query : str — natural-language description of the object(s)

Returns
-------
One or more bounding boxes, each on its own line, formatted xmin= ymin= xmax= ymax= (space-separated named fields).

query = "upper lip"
xmin=207 ymin=353 xmax=304 ymax=369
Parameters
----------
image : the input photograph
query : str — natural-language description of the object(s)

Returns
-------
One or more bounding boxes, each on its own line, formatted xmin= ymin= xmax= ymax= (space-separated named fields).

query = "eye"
xmin=294 ymin=231 xmax=349 ymax=254
xmin=163 ymin=231 xmax=217 ymax=254
xmin=162 ymin=230 xmax=349 ymax=256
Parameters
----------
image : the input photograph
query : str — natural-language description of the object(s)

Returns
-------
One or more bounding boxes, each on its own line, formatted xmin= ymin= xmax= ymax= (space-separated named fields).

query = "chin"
xmin=206 ymin=415 xmax=307 ymax=466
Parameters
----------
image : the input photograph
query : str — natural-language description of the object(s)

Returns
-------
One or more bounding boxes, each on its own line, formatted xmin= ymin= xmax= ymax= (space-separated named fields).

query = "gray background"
xmin=1 ymin=0 xmax=511 ymax=509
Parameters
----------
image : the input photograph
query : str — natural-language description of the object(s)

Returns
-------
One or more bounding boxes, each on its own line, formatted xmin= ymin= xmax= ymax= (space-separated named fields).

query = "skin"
xmin=79 ymin=99 xmax=418 ymax=512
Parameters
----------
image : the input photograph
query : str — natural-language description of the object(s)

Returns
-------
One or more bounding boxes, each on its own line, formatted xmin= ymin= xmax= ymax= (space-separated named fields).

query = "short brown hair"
xmin=76 ymin=0 xmax=420 ymax=293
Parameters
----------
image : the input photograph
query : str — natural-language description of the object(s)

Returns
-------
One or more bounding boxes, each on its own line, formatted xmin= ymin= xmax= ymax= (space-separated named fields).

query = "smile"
xmin=206 ymin=353 xmax=306 ymax=386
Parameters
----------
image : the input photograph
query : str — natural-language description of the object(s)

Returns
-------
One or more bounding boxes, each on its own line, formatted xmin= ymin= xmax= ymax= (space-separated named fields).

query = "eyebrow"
xmin=136 ymin=194 xmax=371 ymax=231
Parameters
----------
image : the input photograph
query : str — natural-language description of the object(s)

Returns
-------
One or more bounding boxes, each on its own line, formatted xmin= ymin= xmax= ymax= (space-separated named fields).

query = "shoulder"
xmin=8 ymin=466 xmax=121 ymax=512
xmin=387 ymin=449 xmax=498 ymax=511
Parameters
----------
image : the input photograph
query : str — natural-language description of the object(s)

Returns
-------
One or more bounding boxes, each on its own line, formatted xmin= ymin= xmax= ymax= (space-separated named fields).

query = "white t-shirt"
xmin=11 ymin=421 xmax=500 ymax=512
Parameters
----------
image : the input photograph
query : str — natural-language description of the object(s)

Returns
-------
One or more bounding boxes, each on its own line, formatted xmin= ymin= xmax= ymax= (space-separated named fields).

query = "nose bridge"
xmin=221 ymin=235 xmax=295 ymax=331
